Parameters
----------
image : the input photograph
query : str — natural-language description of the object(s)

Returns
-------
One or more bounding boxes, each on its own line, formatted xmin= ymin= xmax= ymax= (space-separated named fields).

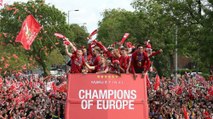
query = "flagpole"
xmin=175 ymin=25 xmax=178 ymax=84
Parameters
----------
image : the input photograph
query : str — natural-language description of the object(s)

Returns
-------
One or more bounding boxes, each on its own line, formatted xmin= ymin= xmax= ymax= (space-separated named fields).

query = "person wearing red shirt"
xmin=85 ymin=56 xmax=109 ymax=74
xmin=131 ymin=45 xmax=149 ymax=77
xmin=87 ymin=41 xmax=101 ymax=67
xmin=82 ymin=46 xmax=91 ymax=63
xmin=86 ymin=38 xmax=102 ymax=66
xmin=111 ymin=49 xmax=121 ymax=61
xmin=64 ymin=39 xmax=85 ymax=73
xmin=92 ymin=40 xmax=114 ymax=61
xmin=119 ymin=47 xmax=131 ymax=73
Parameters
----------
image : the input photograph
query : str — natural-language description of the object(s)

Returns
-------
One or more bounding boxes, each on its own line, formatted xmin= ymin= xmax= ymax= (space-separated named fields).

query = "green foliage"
xmin=0 ymin=0 xmax=87 ymax=76
xmin=69 ymin=24 xmax=89 ymax=48
xmin=46 ymin=49 xmax=65 ymax=66
xmin=0 ymin=43 xmax=37 ymax=75
xmin=98 ymin=0 xmax=213 ymax=76
xmin=98 ymin=9 xmax=139 ymax=45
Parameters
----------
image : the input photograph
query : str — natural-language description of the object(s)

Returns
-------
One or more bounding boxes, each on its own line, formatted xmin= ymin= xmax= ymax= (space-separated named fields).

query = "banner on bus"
xmin=65 ymin=74 xmax=149 ymax=119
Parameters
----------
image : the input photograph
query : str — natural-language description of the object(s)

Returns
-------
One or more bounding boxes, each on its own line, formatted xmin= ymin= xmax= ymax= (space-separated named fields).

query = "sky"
xmin=1 ymin=0 xmax=134 ymax=33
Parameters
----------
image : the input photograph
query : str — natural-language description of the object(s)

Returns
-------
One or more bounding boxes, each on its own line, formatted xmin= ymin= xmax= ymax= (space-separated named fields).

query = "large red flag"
xmin=120 ymin=33 xmax=130 ymax=44
xmin=154 ymin=74 xmax=160 ymax=90
xmin=15 ymin=15 xmax=41 ymax=50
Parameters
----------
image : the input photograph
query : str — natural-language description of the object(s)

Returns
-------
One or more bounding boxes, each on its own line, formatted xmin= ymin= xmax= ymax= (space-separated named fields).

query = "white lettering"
xmin=131 ymin=90 xmax=137 ymax=99
xmin=79 ymin=90 xmax=84 ymax=99
xmin=78 ymin=90 xmax=137 ymax=110
xmin=96 ymin=100 xmax=135 ymax=110
xmin=81 ymin=100 xmax=88 ymax=109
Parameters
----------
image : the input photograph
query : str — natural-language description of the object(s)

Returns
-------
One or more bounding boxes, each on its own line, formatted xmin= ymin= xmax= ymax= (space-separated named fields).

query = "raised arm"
xmin=65 ymin=45 xmax=72 ymax=57
xmin=93 ymin=40 xmax=108 ymax=52
xmin=149 ymin=49 xmax=163 ymax=57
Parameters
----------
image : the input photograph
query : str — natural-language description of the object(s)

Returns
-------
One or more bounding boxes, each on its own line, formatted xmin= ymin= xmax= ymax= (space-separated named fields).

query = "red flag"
xmin=15 ymin=15 xmax=41 ymax=50
xmin=182 ymin=106 xmax=189 ymax=119
xmin=154 ymin=75 xmax=160 ymax=90
xmin=145 ymin=73 xmax=151 ymax=88
xmin=51 ymin=82 xmax=58 ymax=92
xmin=120 ymin=33 xmax=130 ymax=44
xmin=57 ymin=82 xmax=67 ymax=92
xmin=89 ymin=29 xmax=98 ymax=38
xmin=171 ymin=85 xmax=183 ymax=95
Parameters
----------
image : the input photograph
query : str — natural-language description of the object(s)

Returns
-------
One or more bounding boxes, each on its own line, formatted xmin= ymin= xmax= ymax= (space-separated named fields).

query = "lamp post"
xmin=67 ymin=9 xmax=79 ymax=24
xmin=175 ymin=25 xmax=178 ymax=84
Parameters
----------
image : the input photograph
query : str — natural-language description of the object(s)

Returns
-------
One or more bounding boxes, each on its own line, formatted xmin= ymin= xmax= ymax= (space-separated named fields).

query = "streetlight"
xmin=175 ymin=25 xmax=178 ymax=84
xmin=67 ymin=9 xmax=79 ymax=24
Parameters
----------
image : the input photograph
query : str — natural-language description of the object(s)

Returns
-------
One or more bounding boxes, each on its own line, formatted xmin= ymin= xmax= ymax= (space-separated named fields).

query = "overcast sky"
xmin=2 ymin=0 xmax=134 ymax=33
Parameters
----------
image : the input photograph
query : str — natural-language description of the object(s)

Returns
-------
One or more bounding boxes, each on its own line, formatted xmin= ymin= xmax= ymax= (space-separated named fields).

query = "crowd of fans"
xmin=0 ymin=74 xmax=67 ymax=119
xmin=1 ymin=34 xmax=213 ymax=119
xmin=0 ymin=72 xmax=212 ymax=119
xmin=148 ymin=73 xmax=213 ymax=119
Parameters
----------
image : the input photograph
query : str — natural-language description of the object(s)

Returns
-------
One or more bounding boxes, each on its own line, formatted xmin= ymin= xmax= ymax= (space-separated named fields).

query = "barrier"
xmin=65 ymin=74 xmax=148 ymax=119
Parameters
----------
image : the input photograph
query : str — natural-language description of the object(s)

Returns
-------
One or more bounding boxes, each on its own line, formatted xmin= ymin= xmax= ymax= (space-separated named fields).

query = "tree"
xmin=131 ymin=0 xmax=213 ymax=74
xmin=69 ymin=24 xmax=89 ymax=48
xmin=98 ymin=9 xmax=140 ymax=46
xmin=0 ymin=43 xmax=37 ymax=75
xmin=0 ymin=0 xmax=87 ymax=76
